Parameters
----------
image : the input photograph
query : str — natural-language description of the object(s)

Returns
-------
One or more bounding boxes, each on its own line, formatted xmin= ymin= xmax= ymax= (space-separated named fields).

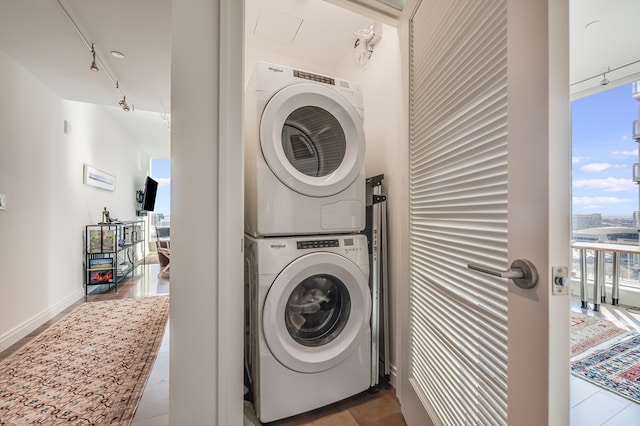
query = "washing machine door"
xmin=262 ymin=251 xmax=371 ymax=373
xmin=260 ymin=83 xmax=366 ymax=197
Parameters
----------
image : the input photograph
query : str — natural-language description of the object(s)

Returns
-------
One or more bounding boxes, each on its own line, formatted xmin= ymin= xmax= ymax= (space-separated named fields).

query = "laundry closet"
xmin=243 ymin=0 xmax=406 ymax=422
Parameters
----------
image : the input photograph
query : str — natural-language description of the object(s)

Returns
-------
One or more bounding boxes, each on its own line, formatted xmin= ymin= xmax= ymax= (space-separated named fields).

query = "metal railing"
xmin=572 ymin=242 xmax=640 ymax=311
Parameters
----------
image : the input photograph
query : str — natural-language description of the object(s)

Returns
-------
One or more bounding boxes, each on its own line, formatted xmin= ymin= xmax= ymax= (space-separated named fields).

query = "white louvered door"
xmin=401 ymin=0 xmax=570 ymax=425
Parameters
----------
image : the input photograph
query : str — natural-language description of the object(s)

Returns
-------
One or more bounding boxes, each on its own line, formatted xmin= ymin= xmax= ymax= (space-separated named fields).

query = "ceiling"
xmin=0 ymin=0 xmax=638 ymax=159
xmin=569 ymin=0 xmax=640 ymax=96
xmin=0 ymin=0 xmax=172 ymax=158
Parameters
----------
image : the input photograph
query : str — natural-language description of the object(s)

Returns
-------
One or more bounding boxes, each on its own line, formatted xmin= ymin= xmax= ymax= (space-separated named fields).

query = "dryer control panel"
xmin=293 ymin=69 xmax=335 ymax=86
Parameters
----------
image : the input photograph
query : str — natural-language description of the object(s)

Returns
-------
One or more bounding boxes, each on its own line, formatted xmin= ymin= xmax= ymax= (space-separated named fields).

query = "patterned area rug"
xmin=0 ymin=296 xmax=169 ymax=425
xmin=570 ymin=311 xmax=630 ymax=357
xmin=571 ymin=334 xmax=640 ymax=404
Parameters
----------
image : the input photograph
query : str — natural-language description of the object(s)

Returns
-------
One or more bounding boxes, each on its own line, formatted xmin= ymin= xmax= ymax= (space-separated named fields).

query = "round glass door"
xmin=260 ymin=83 xmax=365 ymax=197
xmin=262 ymin=252 xmax=370 ymax=373
xmin=281 ymin=106 xmax=346 ymax=179
xmin=284 ymin=274 xmax=351 ymax=347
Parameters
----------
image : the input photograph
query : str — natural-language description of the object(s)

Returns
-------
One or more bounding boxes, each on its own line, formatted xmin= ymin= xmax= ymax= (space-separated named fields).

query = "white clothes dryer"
xmin=244 ymin=234 xmax=371 ymax=423
xmin=244 ymin=61 xmax=366 ymax=237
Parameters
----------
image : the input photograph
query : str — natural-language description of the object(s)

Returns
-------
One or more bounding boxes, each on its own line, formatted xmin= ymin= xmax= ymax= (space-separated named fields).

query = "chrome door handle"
xmin=467 ymin=259 xmax=538 ymax=289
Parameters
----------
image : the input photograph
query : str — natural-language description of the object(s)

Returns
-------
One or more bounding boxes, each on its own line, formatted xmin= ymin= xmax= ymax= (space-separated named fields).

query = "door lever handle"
xmin=467 ymin=259 xmax=538 ymax=289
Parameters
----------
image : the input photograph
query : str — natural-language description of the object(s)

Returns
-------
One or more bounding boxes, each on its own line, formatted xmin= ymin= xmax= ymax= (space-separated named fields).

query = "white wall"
xmin=0 ymin=50 xmax=150 ymax=352
xmin=334 ymin=23 xmax=404 ymax=381
xmin=169 ymin=2 xmax=244 ymax=423
xmin=169 ymin=0 xmax=221 ymax=422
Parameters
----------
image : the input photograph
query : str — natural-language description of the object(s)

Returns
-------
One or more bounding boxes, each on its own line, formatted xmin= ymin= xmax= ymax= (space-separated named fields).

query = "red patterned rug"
xmin=0 ymin=296 xmax=169 ymax=425
xmin=571 ymin=334 xmax=640 ymax=404
xmin=570 ymin=311 xmax=630 ymax=357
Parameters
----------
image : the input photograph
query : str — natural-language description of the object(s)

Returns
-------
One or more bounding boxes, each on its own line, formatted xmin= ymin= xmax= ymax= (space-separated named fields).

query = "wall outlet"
xmin=0 ymin=193 xmax=6 ymax=210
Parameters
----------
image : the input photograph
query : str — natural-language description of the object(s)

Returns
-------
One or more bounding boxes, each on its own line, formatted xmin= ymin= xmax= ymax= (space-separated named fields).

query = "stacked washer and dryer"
xmin=244 ymin=62 xmax=371 ymax=423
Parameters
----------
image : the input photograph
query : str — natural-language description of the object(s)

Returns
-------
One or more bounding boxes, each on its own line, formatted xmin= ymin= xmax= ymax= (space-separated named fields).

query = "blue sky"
xmin=572 ymin=83 xmax=639 ymax=216
xmin=150 ymin=158 xmax=171 ymax=215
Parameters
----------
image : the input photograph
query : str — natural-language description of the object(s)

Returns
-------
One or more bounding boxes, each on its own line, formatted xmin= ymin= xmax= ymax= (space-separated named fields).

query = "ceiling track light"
xmin=56 ymin=0 xmax=133 ymax=112
xmin=600 ymin=66 xmax=611 ymax=86
xmin=119 ymin=96 xmax=131 ymax=112
xmin=571 ymin=59 xmax=640 ymax=87
xmin=90 ymin=43 xmax=99 ymax=72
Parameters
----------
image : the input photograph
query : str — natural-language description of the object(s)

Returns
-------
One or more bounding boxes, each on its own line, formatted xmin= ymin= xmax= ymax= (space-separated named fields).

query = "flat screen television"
xmin=142 ymin=176 xmax=158 ymax=212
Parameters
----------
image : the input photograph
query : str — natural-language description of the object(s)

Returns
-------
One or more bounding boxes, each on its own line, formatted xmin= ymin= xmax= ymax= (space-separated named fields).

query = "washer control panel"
xmin=295 ymin=237 xmax=366 ymax=255
xmin=297 ymin=239 xmax=339 ymax=249
xmin=342 ymin=237 xmax=364 ymax=254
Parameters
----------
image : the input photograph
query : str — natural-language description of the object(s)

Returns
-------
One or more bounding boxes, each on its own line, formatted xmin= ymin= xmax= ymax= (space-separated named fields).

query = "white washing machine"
xmin=244 ymin=61 xmax=366 ymax=237
xmin=244 ymin=234 xmax=371 ymax=422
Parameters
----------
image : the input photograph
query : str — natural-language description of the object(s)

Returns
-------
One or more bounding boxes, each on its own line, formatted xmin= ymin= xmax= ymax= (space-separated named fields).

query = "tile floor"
xmin=569 ymin=299 xmax=640 ymax=426
xmin=570 ymin=374 xmax=640 ymax=426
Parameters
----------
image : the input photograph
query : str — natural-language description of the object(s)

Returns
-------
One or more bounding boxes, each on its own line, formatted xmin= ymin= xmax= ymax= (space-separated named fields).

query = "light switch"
xmin=0 ymin=193 xmax=6 ymax=210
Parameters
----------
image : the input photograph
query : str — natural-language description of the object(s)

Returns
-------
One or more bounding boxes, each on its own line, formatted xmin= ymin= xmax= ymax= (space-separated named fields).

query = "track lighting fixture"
xmin=90 ymin=43 xmax=99 ymax=72
xmin=57 ymin=1 xmax=134 ymax=113
xmin=600 ymin=73 xmax=609 ymax=86
xmin=599 ymin=66 xmax=611 ymax=86
xmin=119 ymin=96 xmax=130 ymax=112
xmin=571 ymin=60 xmax=640 ymax=88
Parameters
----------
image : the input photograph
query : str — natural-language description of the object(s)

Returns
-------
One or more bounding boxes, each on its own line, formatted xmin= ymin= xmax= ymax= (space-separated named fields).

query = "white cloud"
xmin=573 ymin=177 xmax=637 ymax=192
xmin=580 ymin=163 xmax=610 ymax=172
xmin=610 ymin=149 xmax=637 ymax=158
xmin=579 ymin=163 xmax=627 ymax=172
xmin=572 ymin=195 xmax=634 ymax=206
xmin=572 ymin=156 xmax=589 ymax=164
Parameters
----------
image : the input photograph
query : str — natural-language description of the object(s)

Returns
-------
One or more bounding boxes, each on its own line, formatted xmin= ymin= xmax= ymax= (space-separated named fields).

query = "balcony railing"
xmin=572 ymin=241 xmax=640 ymax=311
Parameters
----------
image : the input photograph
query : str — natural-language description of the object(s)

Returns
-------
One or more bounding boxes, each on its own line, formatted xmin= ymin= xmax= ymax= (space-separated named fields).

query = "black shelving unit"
xmin=84 ymin=220 xmax=145 ymax=298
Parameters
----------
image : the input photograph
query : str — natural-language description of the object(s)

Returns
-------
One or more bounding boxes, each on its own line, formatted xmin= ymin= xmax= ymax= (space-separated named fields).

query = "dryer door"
xmin=260 ymin=83 xmax=366 ymax=197
xmin=262 ymin=251 xmax=371 ymax=373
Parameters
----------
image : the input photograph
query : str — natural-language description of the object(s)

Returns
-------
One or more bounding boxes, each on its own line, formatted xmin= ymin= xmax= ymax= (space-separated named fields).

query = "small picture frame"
xmin=89 ymin=269 xmax=114 ymax=284
xmin=101 ymin=229 xmax=116 ymax=252
xmin=84 ymin=164 xmax=116 ymax=191
xmin=88 ymin=258 xmax=114 ymax=284
xmin=88 ymin=229 xmax=103 ymax=253
xmin=89 ymin=257 xmax=114 ymax=269
xmin=88 ymin=229 xmax=116 ymax=253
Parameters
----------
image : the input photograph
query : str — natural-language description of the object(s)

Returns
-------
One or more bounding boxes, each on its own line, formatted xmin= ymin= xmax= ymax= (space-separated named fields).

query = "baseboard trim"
xmin=389 ymin=363 xmax=398 ymax=387
xmin=0 ymin=289 xmax=84 ymax=353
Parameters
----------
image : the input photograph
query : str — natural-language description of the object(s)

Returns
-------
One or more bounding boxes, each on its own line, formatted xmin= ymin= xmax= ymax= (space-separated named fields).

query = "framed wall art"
xmin=83 ymin=164 xmax=116 ymax=191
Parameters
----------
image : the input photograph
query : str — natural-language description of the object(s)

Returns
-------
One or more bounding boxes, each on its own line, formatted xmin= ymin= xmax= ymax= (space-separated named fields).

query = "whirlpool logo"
xmin=268 ymin=66 xmax=284 ymax=73
xmin=270 ymin=244 xmax=287 ymax=249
